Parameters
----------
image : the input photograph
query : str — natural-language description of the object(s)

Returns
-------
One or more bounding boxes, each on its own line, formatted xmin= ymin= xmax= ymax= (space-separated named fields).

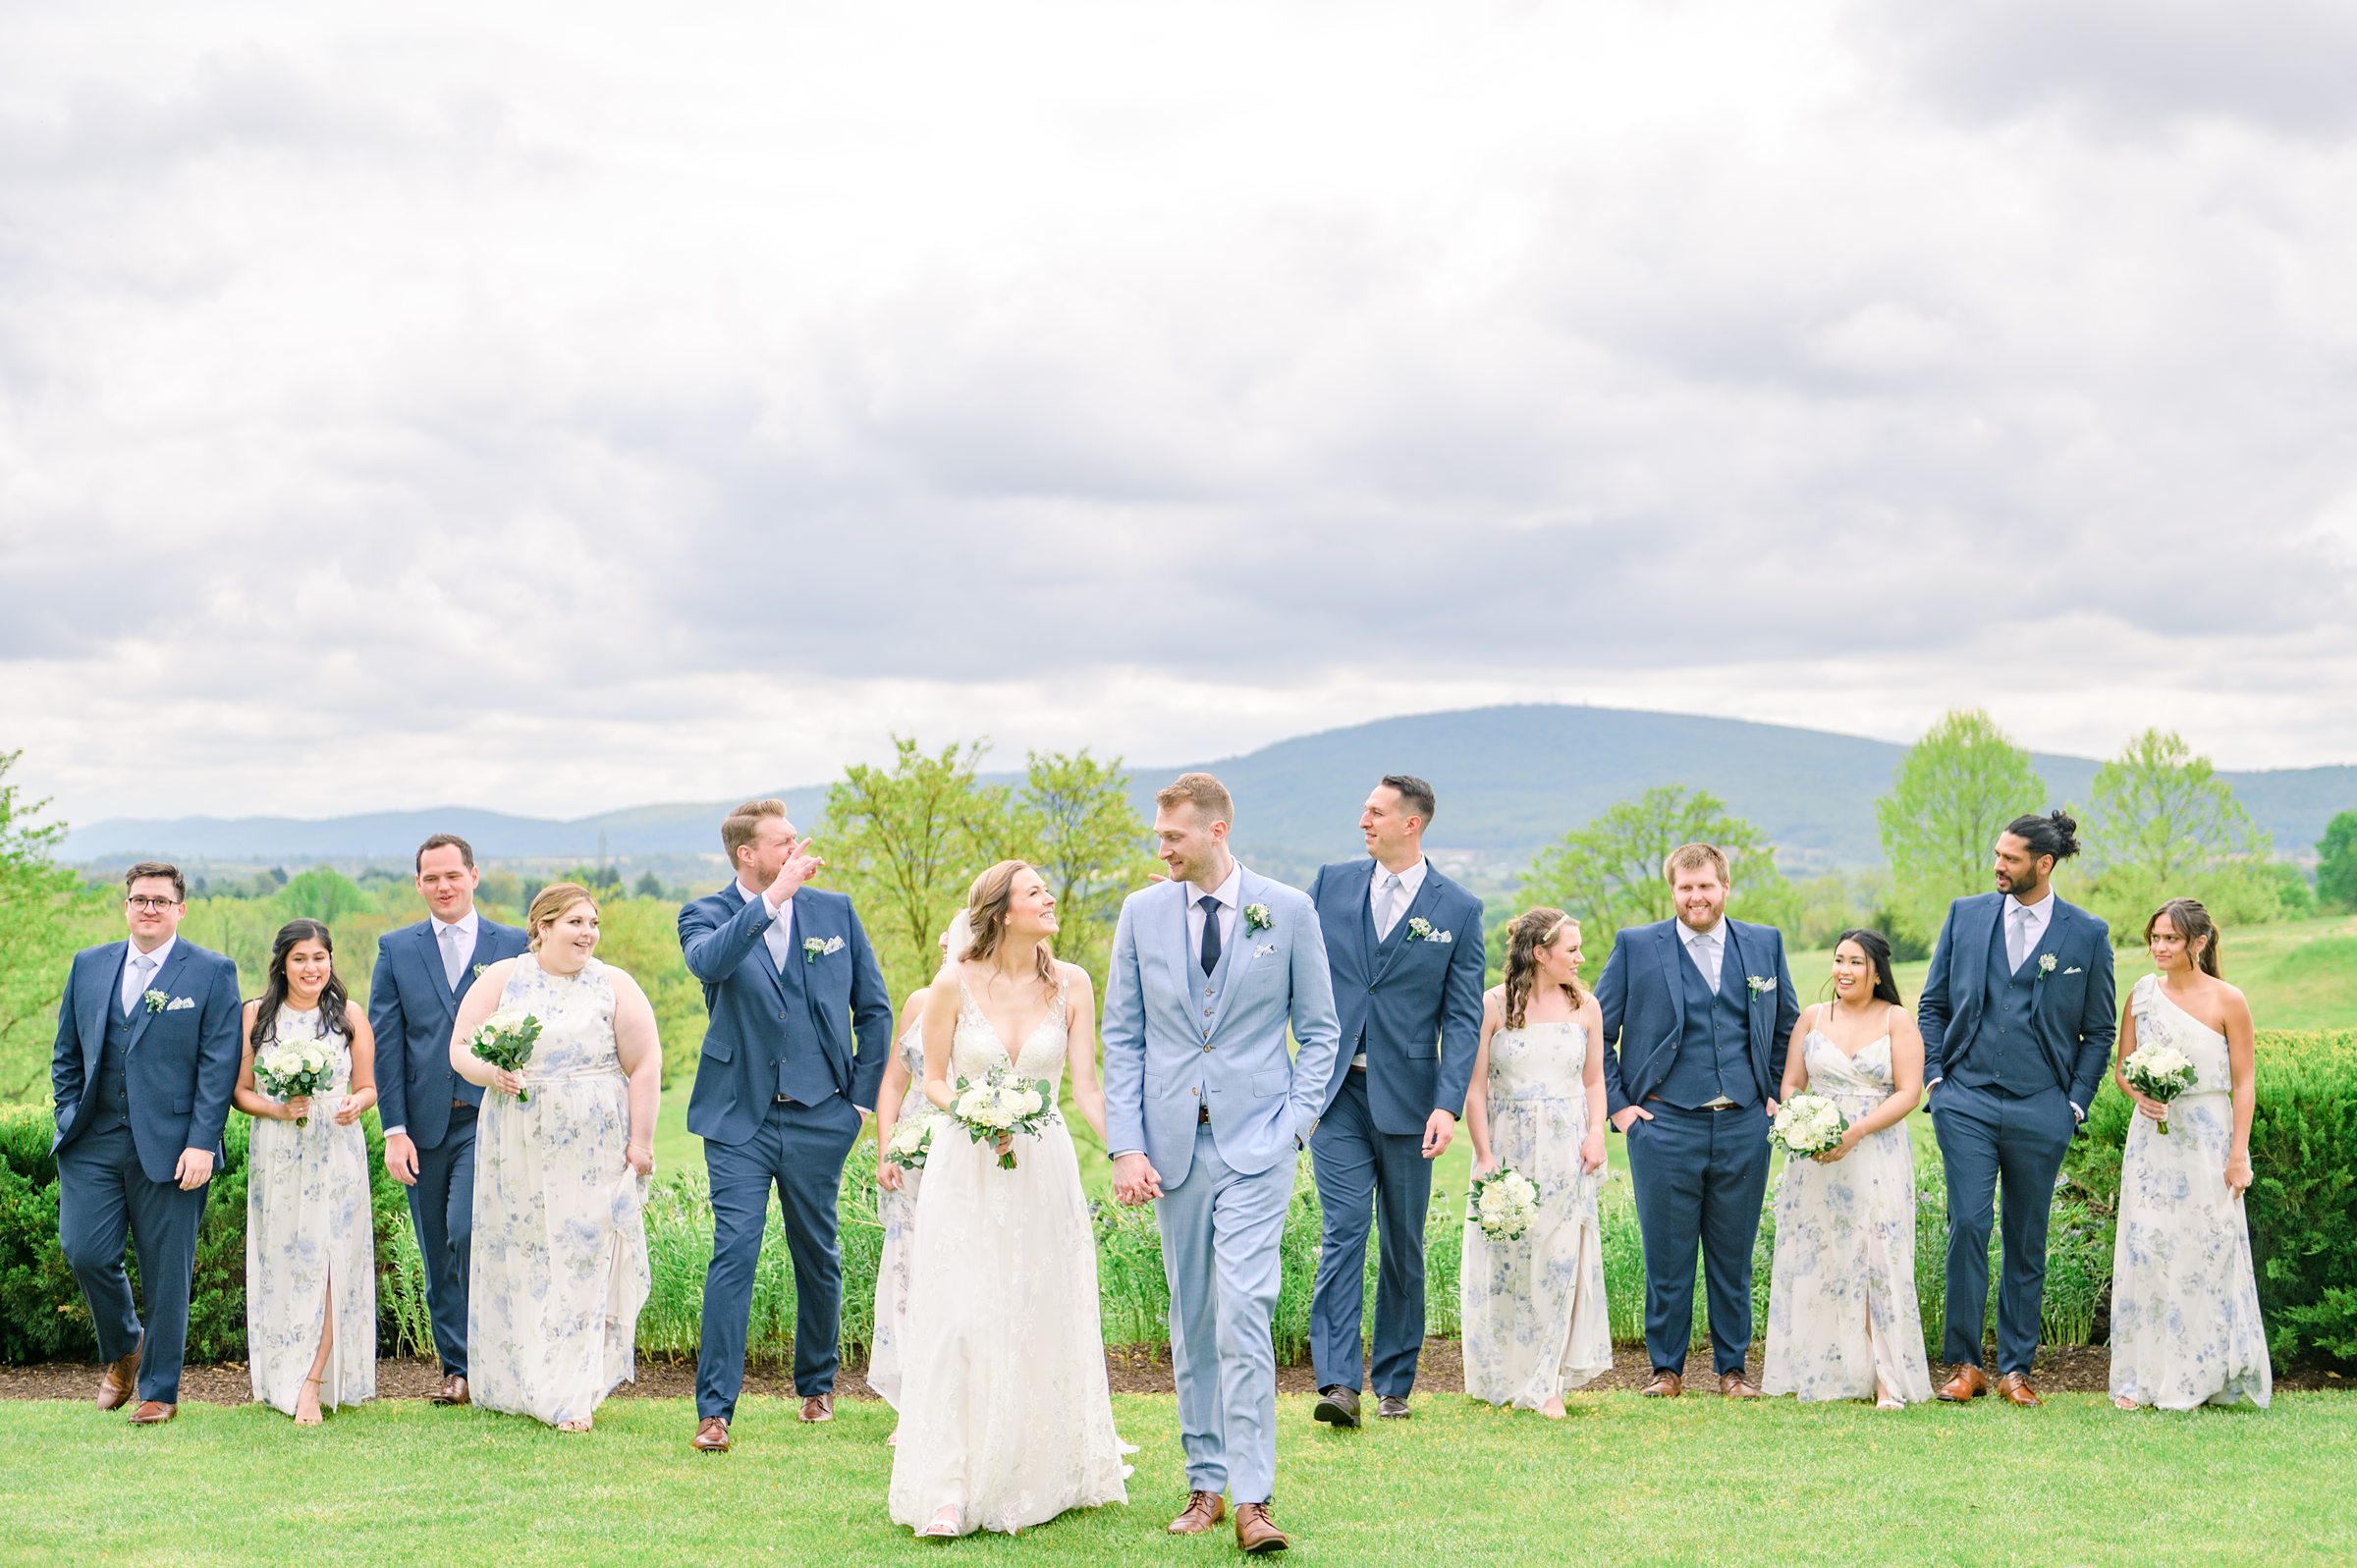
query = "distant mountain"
xmin=62 ymin=705 xmax=2357 ymax=875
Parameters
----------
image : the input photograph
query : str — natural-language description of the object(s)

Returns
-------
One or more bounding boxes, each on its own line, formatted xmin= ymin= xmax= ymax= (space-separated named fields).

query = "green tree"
xmin=279 ymin=865 xmax=372 ymax=925
xmin=0 ymin=750 xmax=99 ymax=1100
xmin=1018 ymin=749 xmax=1158 ymax=992
xmin=2082 ymin=729 xmax=2274 ymax=931
xmin=631 ymin=871 xmax=666 ymax=899
xmin=1518 ymin=785 xmax=1790 ymax=955
xmin=557 ymin=863 xmax=626 ymax=897
xmin=1875 ymin=709 xmax=2047 ymax=946
xmin=2319 ymin=810 xmax=2357 ymax=913
xmin=823 ymin=737 xmax=1028 ymax=1000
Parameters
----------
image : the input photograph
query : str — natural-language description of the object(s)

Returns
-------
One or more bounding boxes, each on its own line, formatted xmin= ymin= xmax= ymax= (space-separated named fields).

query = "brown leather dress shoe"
xmin=432 ymin=1374 xmax=470 ymax=1407
xmin=691 ymin=1417 xmax=732 ymax=1452
xmin=1169 ymin=1490 xmax=1227 ymax=1536
xmin=1994 ymin=1373 xmax=2043 ymax=1407
xmin=95 ymin=1339 xmax=141 ymax=1412
xmin=1719 ymin=1373 xmax=1764 ymax=1399
xmin=1376 ymin=1395 xmax=1410 ymax=1419
xmin=799 ymin=1394 xmax=834 ymax=1424
xmin=1234 ymin=1501 xmax=1289 ymax=1555
xmin=1312 ymin=1386 xmax=1360 ymax=1428
xmin=1640 ymin=1372 xmax=1683 ymax=1398
xmin=1937 ymin=1365 xmax=1989 ymax=1402
xmin=128 ymin=1401 xmax=176 ymax=1426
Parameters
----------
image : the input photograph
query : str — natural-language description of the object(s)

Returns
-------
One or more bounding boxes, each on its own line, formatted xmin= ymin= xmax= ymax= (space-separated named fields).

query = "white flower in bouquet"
xmin=885 ymin=1115 xmax=934 ymax=1171
xmin=253 ymin=1033 xmax=336 ymax=1128
xmin=948 ymin=1062 xmax=1060 ymax=1169
xmin=2123 ymin=1042 xmax=2199 ymax=1135
xmin=1468 ymin=1165 xmax=1541 ymax=1240
xmin=1770 ymin=1093 xmax=1850 ymax=1158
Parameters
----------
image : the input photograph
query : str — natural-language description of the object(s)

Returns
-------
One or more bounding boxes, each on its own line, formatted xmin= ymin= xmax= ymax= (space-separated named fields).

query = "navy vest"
xmin=773 ymin=946 xmax=838 ymax=1106
xmin=1659 ymin=939 xmax=1756 ymax=1108
xmin=1948 ymin=917 xmax=2048 ymax=1096
xmin=86 ymin=994 xmax=138 ymax=1134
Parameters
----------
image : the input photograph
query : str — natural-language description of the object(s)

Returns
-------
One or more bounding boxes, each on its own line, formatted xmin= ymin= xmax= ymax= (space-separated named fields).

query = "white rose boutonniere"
xmin=143 ymin=989 xmax=170 ymax=1014
xmin=803 ymin=935 xmax=847 ymax=964
xmin=472 ymin=962 xmax=487 ymax=978
xmin=2037 ymin=953 xmax=2058 ymax=979
xmin=1242 ymin=903 xmax=1272 ymax=935
xmin=1745 ymin=975 xmax=1777 ymax=996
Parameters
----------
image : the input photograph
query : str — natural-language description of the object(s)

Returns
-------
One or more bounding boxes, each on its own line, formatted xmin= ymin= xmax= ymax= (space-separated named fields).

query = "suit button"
xmin=779 ymin=1012 xmax=789 ymax=1021
xmin=768 ymin=1057 xmax=778 ymax=1067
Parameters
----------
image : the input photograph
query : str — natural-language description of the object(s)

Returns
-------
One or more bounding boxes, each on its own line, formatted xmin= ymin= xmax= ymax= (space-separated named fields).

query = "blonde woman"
xmin=1461 ymin=908 xmax=1612 ymax=1417
xmin=450 ymin=884 xmax=659 ymax=1433
xmin=887 ymin=862 xmax=1127 ymax=1539
xmin=866 ymin=910 xmax=972 ymax=1432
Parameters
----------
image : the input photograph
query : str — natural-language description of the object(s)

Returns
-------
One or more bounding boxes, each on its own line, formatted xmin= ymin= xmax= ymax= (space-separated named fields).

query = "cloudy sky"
xmin=6 ymin=0 xmax=2355 ymax=827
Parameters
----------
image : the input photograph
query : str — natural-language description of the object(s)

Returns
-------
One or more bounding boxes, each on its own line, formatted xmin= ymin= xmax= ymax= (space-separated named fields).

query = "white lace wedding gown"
xmin=886 ymin=980 xmax=1128 ymax=1537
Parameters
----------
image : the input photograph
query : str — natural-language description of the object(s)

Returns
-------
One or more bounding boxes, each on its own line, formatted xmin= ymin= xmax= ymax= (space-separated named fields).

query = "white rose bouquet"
xmin=1769 ymin=1093 xmax=1850 ymax=1158
xmin=1468 ymin=1165 xmax=1541 ymax=1241
xmin=2123 ymin=1042 xmax=2199 ymax=1135
xmin=885 ymin=1113 xmax=936 ymax=1172
xmin=948 ymin=1062 xmax=1059 ymax=1170
xmin=467 ymin=1009 xmax=543 ymax=1104
xmin=253 ymin=1033 xmax=335 ymax=1128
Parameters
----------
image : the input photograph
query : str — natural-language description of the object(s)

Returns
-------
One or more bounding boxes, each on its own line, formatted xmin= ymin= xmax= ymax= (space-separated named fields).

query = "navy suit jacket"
xmin=368 ymin=915 xmax=530 ymax=1149
xmin=51 ymin=939 xmax=243 ymax=1184
xmin=1918 ymin=892 xmax=2115 ymax=1112
xmin=1595 ymin=917 xmax=1799 ymax=1119
xmin=1306 ymin=859 xmax=1487 ymax=1134
xmin=679 ymin=883 xmax=894 ymax=1147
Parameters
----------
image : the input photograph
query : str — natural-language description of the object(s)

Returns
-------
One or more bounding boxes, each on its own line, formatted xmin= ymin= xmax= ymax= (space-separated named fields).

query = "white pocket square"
xmin=164 ymin=997 xmax=195 ymax=1011
xmin=1254 ymin=943 xmax=1279 ymax=957
xmin=2063 ymin=966 xmax=2083 ymax=975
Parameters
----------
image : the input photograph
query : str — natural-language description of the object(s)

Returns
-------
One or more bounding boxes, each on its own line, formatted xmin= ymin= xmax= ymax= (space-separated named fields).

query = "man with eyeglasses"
xmin=50 ymin=861 xmax=242 ymax=1426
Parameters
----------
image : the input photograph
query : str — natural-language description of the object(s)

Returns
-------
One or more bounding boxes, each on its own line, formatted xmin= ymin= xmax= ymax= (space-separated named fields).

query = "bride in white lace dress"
xmin=887 ymin=862 xmax=1128 ymax=1539
xmin=1761 ymin=932 xmax=1933 ymax=1408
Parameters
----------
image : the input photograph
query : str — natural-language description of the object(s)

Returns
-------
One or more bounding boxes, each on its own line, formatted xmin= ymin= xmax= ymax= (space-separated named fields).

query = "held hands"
xmin=1421 ymin=1109 xmax=1456 ymax=1160
xmin=1580 ymin=1128 xmax=1608 ymax=1175
xmin=174 ymin=1147 xmax=214 ymax=1191
xmin=384 ymin=1131 xmax=419 ymax=1187
xmin=1610 ymin=1105 xmax=1654 ymax=1135
xmin=766 ymin=836 xmax=826 ymax=905
xmin=1112 ymin=1152 xmax=1164 ymax=1206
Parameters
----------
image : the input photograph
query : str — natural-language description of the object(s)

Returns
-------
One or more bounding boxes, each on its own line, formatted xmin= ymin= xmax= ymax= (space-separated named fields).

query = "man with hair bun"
xmin=1918 ymin=808 xmax=2117 ymax=1408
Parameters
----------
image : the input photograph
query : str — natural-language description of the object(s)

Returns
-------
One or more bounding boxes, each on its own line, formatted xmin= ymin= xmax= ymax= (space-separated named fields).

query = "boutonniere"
xmin=142 ymin=989 xmax=170 ymax=1013
xmin=1242 ymin=903 xmax=1272 ymax=935
xmin=802 ymin=935 xmax=846 ymax=964
xmin=1404 ymin=918 xmax=1453 ymax=944
xmin=472 ymin=962 xmax=487 ymax=978
xmin=1745 ymin=975 xmax=1776 ymax=996
xmin=2037 ymin=954 xmax=2058 ymax=979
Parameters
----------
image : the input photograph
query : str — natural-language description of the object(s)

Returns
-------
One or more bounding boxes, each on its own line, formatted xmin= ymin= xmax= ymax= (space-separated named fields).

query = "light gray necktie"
xmin=124 ymin=952 xmax=156 ymax=1016
xmin=1376 ymin=873 xmax=1404 ymax=941
xmin=440 ymin=924 xmax=466 ymax=989
xmin=2008 ymin=905 xmax=2034 ymax=972
xmin=1696 ymin=933 xmax=1722 ymax=992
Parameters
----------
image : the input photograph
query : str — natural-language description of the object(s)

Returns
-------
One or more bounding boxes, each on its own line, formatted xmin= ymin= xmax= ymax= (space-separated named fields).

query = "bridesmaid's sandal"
xmin=920 ymin=1507 xmax=962 ymax=1539
xmin=558 ymin=1417 xmax=593 ymax=1433
xmin=295 ymin=1376 xmax=324 ymax=1427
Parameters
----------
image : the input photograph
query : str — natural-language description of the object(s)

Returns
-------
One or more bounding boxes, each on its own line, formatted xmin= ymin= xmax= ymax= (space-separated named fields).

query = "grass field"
xmin=5 ymin=1390 xmax=2350 ymax=1567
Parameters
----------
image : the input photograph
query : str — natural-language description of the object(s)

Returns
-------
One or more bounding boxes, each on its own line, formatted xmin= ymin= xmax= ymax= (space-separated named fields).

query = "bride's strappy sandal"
xmin=919 ymin=1506 xmax=962 ymax=1539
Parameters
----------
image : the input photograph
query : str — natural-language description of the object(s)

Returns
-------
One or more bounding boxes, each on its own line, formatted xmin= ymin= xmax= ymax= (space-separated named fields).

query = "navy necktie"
xmin=1198 ymin=895 xmax=1222 ymax=976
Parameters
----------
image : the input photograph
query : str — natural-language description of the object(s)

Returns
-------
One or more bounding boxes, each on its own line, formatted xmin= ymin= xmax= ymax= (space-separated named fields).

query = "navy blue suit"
xmin=1919 ymin=892 xmax=2115 ymax=1374
xmin=1595 ymin=917 xmax=1797 ymax=1377
xmin=1304 ymin=859 xmax=1485 ymax=1397
xmin=683 ymin=883 xmax=892 ymax=1413
xmin=367 ymin=915 xmax=529 ymax=1378
xmin=51 ymin=938 xmax=242 ymax=1404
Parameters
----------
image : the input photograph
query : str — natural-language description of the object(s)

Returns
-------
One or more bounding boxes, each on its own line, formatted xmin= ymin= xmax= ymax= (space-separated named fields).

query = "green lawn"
xmin=5 ymin=1391 xmax=2350 ymax=1566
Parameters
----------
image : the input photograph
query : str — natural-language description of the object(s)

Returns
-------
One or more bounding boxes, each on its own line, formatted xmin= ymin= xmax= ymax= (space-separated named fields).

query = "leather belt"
xmin=1350 ymin=1054 xmax=1368 ymax=1071
xmin=1645 ymin=1095 xmax=1746 ymax=1113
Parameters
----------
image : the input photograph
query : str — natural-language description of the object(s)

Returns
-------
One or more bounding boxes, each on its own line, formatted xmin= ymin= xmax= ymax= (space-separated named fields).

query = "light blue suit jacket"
xmin=1102 ymin=867 xmax=1343 ymax=1188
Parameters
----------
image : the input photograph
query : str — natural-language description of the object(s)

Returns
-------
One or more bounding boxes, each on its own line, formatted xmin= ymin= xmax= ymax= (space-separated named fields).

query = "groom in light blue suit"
xmin=1104 ymin=774 xmax=1341 ymax=1556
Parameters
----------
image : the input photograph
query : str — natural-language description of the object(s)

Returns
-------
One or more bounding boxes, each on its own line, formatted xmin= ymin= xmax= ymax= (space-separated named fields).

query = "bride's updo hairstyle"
xmin=1503 ymin=906 xmax=1582 ymax=1030
xmin=964 ymin=860 xmax=1057 ymax=989
xmin=525 ymin=882 xmax=597 ymax=950
xmin=2146 ymin=897 xmax=2222 ymax=979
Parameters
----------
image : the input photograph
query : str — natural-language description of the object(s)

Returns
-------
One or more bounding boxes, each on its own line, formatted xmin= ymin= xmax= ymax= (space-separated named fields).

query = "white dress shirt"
xmin=739 ymin=880 xmax=795 ymax=967
xmin=1370 ymin=856 xmax=1428 ymax=942
xmin=119 ymin=934 xmax=179 ymax=1013
xmin=1186 ymin=862 xmax=1244 ymax=972
xmin=1678 ymin=918 xmax=1726 ymax=994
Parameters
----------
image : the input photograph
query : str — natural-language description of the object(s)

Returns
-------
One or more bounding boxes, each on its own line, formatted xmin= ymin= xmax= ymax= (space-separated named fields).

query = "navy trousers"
xmin=1308 ymin=1069 xmax=1434 ymax=1396
xmin=406 ymin=1107 xmax=477 ymax=1378
xmin=57 ymin=1121 xmax=211 ymax=1404
xmin=697 ymin=1094 xmax=863 ymax=1416
xmin=1931 ymin=1080 xmax=2075 ymax=1375
xmin=1623 ymin=1104 xmax=1770 ymax=1377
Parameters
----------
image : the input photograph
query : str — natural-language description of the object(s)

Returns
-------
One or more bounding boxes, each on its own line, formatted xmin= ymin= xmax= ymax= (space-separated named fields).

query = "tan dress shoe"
xmin=691 ymin=1417 xmax=732 ymax=1452
xmin=1994 ymin=1373 xmax=2043 ymax=1407
xmin=1640 ymin=1372 xmax=1682 ymax=1398
xmin=798 ymin=1394 xmax=834 ymax=1423
xmin=432 ymin=1375 xmax=470 ymax=1407
xmin=128 ymin=1401 xmax=176 ymax=1426
xmin=95 ymin=1340 xmax=141 ymax=1412
xmin=1937 ymin=1365 xmax=1989 ymax=1402
xmin=1234 ymin=1501 xmax=1289 ymax=1554
xmin=1168 ymin=1490 xmax=1227 ymax=1535
xmin=1719 ymin=1373 xmax=1764 ymax=1398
